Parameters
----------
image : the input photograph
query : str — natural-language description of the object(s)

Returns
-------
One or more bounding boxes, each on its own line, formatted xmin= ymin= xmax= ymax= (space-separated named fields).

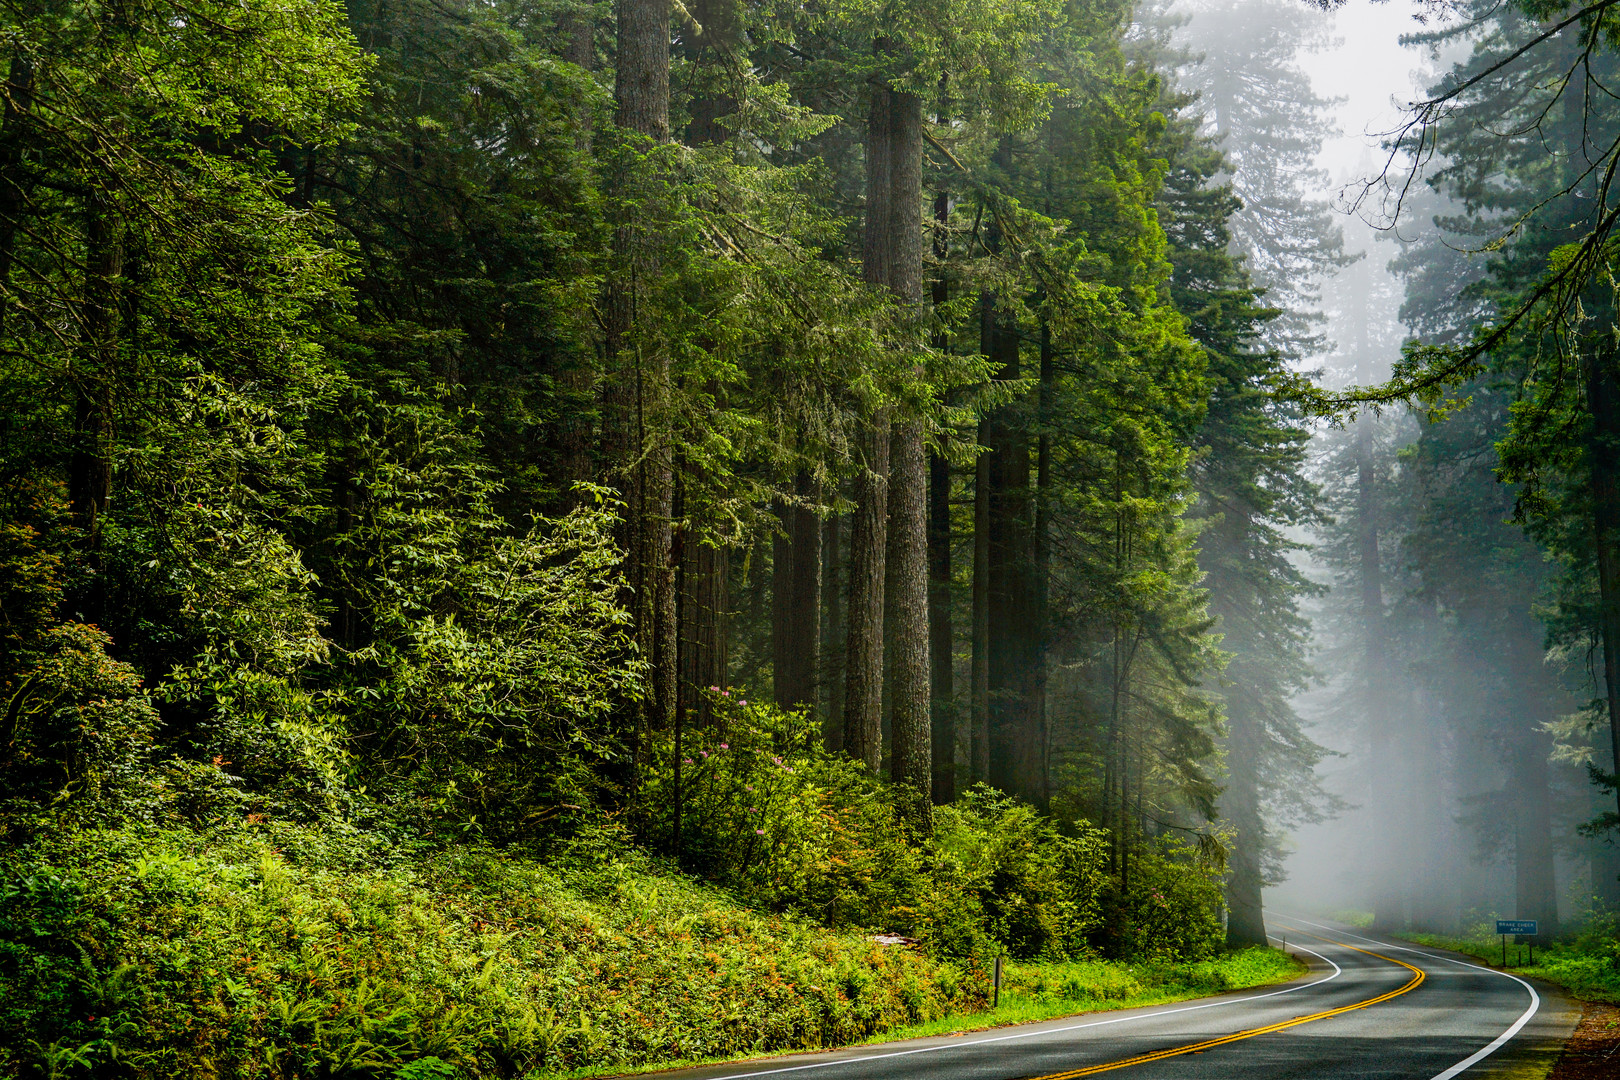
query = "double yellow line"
xmin=1026 ymin=929 xmax=1425 ymax=1079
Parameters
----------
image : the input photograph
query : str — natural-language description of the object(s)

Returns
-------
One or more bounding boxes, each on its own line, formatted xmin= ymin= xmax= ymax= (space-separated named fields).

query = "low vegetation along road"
xmin=646 ymin=918 xmax=1578 ymax=1080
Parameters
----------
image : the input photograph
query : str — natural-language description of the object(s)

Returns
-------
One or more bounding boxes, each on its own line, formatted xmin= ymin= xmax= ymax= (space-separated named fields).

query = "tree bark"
xmin=1224 ymin=698 xmax=1268 ymax=948
xmin=603 ymin=0 xmax=673 ymax=791
xmin=1031 ymin=320 xmax=1052 ymax=809
xmin=775 ymin=472 xmax=822 ymax=712
xmin=929 ymin=448 xmax=955 ymax=803
xmin=845 ymin=421 xmax=889 ymax=770
xmin=881 ymin=90 xmax=930 ymax=827
xmin=823 ymin=512 xmax=845 ymax=750
xmin=1357 ymin=415 xmax=1402 ymax=933
xmin=843 ymin=80 xmax=895 ymax=771
xmin=1583 ymin=335 xmax=1620 ymax=825
xmin=70 ymin=192 xmax=122 ymax=564
xmin=971 ymin=420 xmax=991 ymax=784
xmin=985 ymin=295 xmax=1033 ymax=801
xmin=1514 ymin=728 xmax=1560 ymax=943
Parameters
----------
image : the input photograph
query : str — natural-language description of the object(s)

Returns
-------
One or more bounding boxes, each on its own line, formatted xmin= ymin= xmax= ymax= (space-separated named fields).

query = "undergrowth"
xmin=0 ymin=821 xmax=983 ymax=1078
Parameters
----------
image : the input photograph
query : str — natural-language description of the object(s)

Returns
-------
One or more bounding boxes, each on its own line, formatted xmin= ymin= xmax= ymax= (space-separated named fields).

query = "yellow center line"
xmin=1023 ymin=926 xmax=1426 ymax=1080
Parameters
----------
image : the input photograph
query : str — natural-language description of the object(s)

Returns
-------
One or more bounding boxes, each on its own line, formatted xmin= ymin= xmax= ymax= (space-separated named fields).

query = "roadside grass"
xmin=862 ymin=948 xmax=1307 ymax=1041
xmin=1400 ymin=930 xmax=1620 ymax=1005
xmin=570 ymin=947 xmax=1306 ymax=1078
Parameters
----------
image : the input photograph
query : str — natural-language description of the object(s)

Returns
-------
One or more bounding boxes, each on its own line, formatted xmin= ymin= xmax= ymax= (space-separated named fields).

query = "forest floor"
xmin=1547 ymin=1002 xmax=1620 ymax=1080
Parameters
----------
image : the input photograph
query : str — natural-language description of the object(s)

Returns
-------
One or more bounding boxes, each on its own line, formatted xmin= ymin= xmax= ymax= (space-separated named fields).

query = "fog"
xmin=1167 ymin=0 xmax=1620 ymax=936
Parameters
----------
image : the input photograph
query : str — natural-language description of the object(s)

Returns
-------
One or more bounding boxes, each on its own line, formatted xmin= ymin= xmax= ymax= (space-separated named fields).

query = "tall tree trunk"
xmin=971 ymin=419 xmax=991 ymax=784
xmin=776 ymin=472 xmax=821 ymax=712
xmin=773 ymin=499 xmax=791 ymax=707
xmin=984 ymin=296 xmax=1031 ymax=799
xmin=1031 ymin=319 xmax=1053 ymax=808
xmin=1583 ymin=334 xmax=1620 ymax=826
xmin=929 ymin=448 xmax=955 ymax=803
xmin=883 ymin=90 xmax=930 ymax=828
xmin=555 ymin=4 xmax=597 ymax=499
xmin=603 ymin=0 xmax=673 ymax=795
xmin=680 ymin=536 xmax=727 ymax=727
xmin=1357 ymin=415 xmax=1400 ymax=932
xmin=1224 ymin=696 xmax=1268 ymax=947
xmin=823 ymin=512 xmax=845 ymax=750
xmin=844 ymin=81 xmax=894 ymax=771
xmin=928 ymin=150 xmax=955 ymax=804
xmin=1514 ymin=727 xmax=1560 ymax=943
xmin=70 ymin=193 xmax=122 ymax=566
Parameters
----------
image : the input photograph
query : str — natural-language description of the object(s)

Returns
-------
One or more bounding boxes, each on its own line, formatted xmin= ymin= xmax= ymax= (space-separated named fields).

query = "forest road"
xmin=630 ymin=917 xmax=1580 ymax=1080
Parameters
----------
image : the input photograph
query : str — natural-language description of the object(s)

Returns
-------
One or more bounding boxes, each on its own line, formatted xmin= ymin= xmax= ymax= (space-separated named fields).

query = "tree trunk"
xmin=1357 ymin=415 xmax=1402 ymax=933
xmin=1031 ymin=320 xmax=1053 ymax=808
xmin=823 ymin=512 xmax=845 ymax=750
xmin=1514 ymin=728 xmax=1560 ymax=943
xmin=984 ymin=296 xmax=1032 ymax=800
xmin=555 ymin=9 xmax=596 ymax=500
xmin=775 ymin=472 xmax=821 ymax=712
xmin=843 ymin=80 xmax=897 ymax=771
xmin=603 ymin=0 xmax=673 ymax=793
xmin=971 ymin=420 xmax=991 ymax=784
xmin=1224 ymin=698 xmax=1268 ymax=948
xmin=70 ymin=193 xmax=122 ymax=564
xmin=773 ymin=498 xmax=791 ymax=707
xmin=1583 ymin=336 xmax=1620 ymax=825
xmin=881 ymin=90 xmax=930 ymax=827
xmin=929 ymin=448 xmax=955 ymax=803
xmin=680 ymin=536 xmax=727 ymax=726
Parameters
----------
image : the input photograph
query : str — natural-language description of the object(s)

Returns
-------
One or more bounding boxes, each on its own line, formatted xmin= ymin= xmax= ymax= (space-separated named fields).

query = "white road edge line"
xmin=695 ymin=942 xmax=1343 ymax=1080
xmin=1275 ymin=914 xmax=1541 ymax=1080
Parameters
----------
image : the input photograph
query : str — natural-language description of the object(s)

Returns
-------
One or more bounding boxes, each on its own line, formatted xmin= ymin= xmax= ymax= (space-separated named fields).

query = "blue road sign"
xmin=1496 ymin=920 xmax=1538 ymax=936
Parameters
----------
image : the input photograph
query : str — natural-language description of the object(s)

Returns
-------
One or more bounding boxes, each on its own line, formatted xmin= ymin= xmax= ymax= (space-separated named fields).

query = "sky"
xmin=1307 ymin=1 xmax=1434 ymax=189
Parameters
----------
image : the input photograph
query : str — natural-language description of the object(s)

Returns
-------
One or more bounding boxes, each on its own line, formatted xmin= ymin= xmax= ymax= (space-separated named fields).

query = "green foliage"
xmin=1100 ymin=840 xmax=1226 ymax=962
xmin=643 ymin=696 xmax=927 ymax=928
xmin=929 ymin=788 xmax=1107 ymax=960
xmin=0 ymin=822 xmax=980 ymax=1078
xmin=644 ymin=698 xmax=1211 ymax=965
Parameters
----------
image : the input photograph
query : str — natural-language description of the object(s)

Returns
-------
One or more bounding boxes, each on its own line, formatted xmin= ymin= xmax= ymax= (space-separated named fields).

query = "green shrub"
xmin=640 ymin=696 xmax=928 ymax=929
xmin=0 ymin=821 xmax=982 ymax=1078
xmin=641 ymin=700 xmax=1112 ymax=963
xmin=1101 ymin=839 xmax=1225 ymax=961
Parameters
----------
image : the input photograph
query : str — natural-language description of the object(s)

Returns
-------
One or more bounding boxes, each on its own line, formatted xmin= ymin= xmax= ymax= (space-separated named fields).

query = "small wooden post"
xmin=993 ymin=953 xmax=1003 ymax=1008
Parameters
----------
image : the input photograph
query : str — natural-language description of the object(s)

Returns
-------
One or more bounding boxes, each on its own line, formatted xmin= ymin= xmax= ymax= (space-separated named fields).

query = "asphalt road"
xmin=636 ymin=916 xmax=1580 ymax=1080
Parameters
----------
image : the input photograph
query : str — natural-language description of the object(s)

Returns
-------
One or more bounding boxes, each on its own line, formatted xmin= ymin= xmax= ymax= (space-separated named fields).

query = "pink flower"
xmin=682 ymin=758 xmax=693 ymax=764
xmin=755 ymin=829 xmax=765 ymax=835
xmin=740 ymin=700 xmax=747 ymax=706
xmin=701 ymin=750 xmax=709 ymax=758
xmin=719 ymin=743 xmax=729 ymax=750
xmin=710 ymin=686 xmax=720 ymax=692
